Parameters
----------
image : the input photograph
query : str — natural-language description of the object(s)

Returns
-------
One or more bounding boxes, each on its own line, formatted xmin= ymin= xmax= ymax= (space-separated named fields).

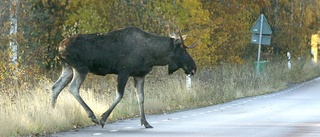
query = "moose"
xmin=51 ymin=27 xmax=197 ymax=128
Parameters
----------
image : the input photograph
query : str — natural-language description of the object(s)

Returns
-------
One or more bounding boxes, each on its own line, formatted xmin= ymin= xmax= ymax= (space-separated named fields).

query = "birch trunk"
xmin=273 ymin=0 xmax=279 ymax=55
xmin=9 ymin=0 xmax=18 ymax=71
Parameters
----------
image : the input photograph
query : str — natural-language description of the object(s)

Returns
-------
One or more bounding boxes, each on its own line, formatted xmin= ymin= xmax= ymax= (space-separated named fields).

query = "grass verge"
xmin=0 ymin=59 xmax=320 ymax=136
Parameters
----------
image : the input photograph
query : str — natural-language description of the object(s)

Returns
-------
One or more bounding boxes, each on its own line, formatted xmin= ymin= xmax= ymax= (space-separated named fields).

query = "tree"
xmin=2 ymin=0 xmax=320 ymax=75
xmin=20 ymin=0 xmax=68 ymax=70
xmin=270 ymin=0 xmax=320 ymax=58
xmin=202 ymin=0 xmax=271 ymax=64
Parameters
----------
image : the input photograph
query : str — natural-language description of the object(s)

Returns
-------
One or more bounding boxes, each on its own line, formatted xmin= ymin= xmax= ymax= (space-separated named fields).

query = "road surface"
xmin=51 ymin=77 xmax=320 ymax=137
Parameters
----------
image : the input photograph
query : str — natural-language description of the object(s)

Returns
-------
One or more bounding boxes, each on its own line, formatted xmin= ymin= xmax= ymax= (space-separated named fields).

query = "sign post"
xmin=250 ymin=14 xmax=272 ymax=73
xmin=311 ymin=34 xmax=318 ymax=64
xmin=287 ymin=52 xmax=291 ymax=69
xmin=186 ymin=75 xmax=191 ymax=91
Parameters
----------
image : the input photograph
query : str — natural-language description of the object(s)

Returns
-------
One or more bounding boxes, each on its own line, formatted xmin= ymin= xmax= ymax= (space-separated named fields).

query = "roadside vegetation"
xmin=1 ymin=59 xmax=320 ymax=136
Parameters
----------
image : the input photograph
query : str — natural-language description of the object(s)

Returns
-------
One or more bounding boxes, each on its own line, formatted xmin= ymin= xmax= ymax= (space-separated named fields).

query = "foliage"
xmin=1 ymin=0 xmax=320 ymax=73
xmin=63 ymin=0 xmax=212 ymax=66
xmin=19 ymin=0 xmax=68 ymax=69
xmin=0 ymin=0 xmax=319 ymax=90
xmin=270 ymin=0 xmax=320 ymax=58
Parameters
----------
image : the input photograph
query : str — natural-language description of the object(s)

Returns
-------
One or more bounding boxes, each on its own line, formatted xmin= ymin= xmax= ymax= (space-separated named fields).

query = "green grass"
xmin=1 ymin=59 xmax=320 ymax=136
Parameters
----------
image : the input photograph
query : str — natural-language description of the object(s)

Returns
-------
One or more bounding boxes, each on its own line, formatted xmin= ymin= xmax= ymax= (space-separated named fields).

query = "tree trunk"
xmin=273 ymin=0 xmax=279 ymax=55
xmin=9 ymin=0 xmax=19 ymax=72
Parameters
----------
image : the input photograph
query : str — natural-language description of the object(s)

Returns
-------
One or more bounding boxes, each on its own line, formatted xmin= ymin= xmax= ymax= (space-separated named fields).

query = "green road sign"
xmin=250 ymin=14 xmax=272 ymax=35
xmin=251 ymin=34 xmax=271 ymax=45
xmin=250 ymin=14 xmax=272 ymax=74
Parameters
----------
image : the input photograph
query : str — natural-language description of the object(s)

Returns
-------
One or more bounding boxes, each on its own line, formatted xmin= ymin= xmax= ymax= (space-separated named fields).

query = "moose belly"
xmin=88 ymin=63 xmax=115 ymax=76
xmin=129 ymin=66 xmax=153 ymax=77
xmin=89 ymin=67 xmax=110 ymax=76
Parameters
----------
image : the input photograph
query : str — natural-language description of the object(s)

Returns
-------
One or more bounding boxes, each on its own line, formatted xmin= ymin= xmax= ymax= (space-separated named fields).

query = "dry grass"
xmin=1 ymin=59 xmax=320 ymax=136
xmin=0 ymin=80 xmax=90 ymax=136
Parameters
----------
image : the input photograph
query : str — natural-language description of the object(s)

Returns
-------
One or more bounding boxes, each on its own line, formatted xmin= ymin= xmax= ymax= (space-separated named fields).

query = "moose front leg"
xmin=100 ymin=74 xmax=129 ymax=128
xmin=134 ymin=76 xmax=153 ymax=128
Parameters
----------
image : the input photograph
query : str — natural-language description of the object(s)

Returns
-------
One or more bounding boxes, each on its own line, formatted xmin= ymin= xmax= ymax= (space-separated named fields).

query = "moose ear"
xmin=181 ymin=35 xmax=187 ymax=40
xmin=169 ymin=33 xmax=187 ymax=40
xmin=169 ymin=33 xmax=178 ymax=39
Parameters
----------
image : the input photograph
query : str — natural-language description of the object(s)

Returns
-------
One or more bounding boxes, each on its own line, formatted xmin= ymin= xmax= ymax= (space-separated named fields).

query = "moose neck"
xmin=145 ymin=37 xmax=174 ymax=66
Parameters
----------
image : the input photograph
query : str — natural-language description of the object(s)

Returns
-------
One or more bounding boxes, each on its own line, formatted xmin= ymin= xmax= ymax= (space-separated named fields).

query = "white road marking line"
xmin=92 ymin=133 xmax=103 ymax=136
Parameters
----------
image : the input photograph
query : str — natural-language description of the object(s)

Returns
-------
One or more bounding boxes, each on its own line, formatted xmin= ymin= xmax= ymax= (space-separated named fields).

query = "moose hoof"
xmin=141 ymin=120 xmax=153 ymax=128
xmin=145 ymin=124 xmax=153 ymax=128
xmin=100 ymin=120 xmax=105 ymax=128
xmin=143 ymin=122 xmax=153 ymax=128
xmin=51 ymin=100 xmax=56 ymax=108
xmin=91 ymin=118 xmax=100 ymax=125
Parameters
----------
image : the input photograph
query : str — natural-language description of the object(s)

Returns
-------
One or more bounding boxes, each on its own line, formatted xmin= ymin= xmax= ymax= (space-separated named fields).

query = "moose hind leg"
xmin=134 ymin=76 xmax=153 ymax=128
xmin=51 ymin=64 xmax=73 ymax=108
xmin=68 ymin=69 xmax=99 ymax=124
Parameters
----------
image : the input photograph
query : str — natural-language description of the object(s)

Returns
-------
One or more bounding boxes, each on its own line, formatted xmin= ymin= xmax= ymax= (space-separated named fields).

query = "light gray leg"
xmin=134 ymin=76 xmax=153 ymax=128
xmin=100 ymin=74 xmax=129 ymax=128
xmin=68 ymin=69 xmax=99 ymax=124
xmin=51 ymin=63 xmax=73 ymax=108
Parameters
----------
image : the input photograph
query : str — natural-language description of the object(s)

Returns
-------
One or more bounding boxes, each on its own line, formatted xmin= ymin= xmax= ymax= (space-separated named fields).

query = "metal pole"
xmin=256 ymin=14 xmax=264 ymax=73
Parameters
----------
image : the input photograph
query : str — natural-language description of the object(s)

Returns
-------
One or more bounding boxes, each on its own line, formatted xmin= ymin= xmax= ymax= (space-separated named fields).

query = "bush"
xmin=0 ymin=59 xmax=319 ymax=136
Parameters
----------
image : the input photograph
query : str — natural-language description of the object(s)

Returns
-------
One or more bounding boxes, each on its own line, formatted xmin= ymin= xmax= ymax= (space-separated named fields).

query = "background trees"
xmin=1 ymin=0 xmax=320 ymax=75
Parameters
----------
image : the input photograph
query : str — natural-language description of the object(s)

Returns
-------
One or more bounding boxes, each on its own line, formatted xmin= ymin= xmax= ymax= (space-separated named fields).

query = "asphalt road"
xmin=51 ymin=77 xmax=320 ymax=137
